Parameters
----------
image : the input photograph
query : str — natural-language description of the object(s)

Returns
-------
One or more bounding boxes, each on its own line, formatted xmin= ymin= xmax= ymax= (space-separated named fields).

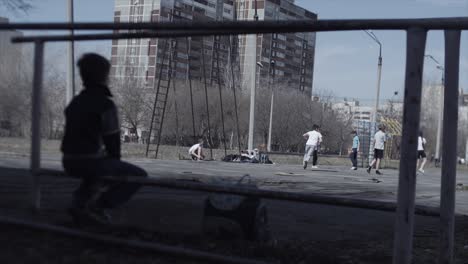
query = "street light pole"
xmin=364 ymin=30 xmax=383 ymax=163
xmin=425 ymin=55 xmax=444 ymax=163
xmin=267 ymin=60 xmax=275 ymax=152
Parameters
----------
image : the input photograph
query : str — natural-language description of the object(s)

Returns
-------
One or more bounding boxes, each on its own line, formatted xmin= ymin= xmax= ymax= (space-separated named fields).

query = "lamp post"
xmin=364 ymin=30 xmax=383 ymax=163
xmin=425 ymin=54 xmax=445 ymax=163
xmin=247 ymin=0 xmax=259 ymax=151
xmin=267 ymin=60 xmax=276 ymax=152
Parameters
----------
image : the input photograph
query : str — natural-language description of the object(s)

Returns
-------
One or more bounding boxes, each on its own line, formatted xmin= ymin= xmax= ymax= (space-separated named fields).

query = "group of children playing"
xmin=302 ymin=124 xmax=428 ymax=175
xmin=190 ymin=124 xmax=429 ymax=175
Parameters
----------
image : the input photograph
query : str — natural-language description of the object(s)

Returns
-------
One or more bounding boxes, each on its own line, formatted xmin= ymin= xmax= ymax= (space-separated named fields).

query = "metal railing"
xmin=0 ymin=18 xmax=464 ymax=264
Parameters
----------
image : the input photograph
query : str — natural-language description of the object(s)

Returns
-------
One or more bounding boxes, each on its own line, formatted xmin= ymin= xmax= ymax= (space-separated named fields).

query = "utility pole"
xmin=66 ymin=0 xmax=75 ymax=105
xmin=364 ymin=30 xmax=383 ymax=163
xmin=247 ymin=0 xmax=259 ymax=151
xmin=267 ymin=60 xmax=275 ymax=152
xmin=425 ymin=54 xmax=444 ymax=163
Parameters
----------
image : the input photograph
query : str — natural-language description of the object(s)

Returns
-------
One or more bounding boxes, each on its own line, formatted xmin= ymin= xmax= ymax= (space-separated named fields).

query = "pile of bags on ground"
xmin=222 ymin=149 xmax=273 ymax=164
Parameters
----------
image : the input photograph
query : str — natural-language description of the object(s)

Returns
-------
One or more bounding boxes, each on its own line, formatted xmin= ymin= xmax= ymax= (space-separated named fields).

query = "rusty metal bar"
xmin=392 ymin=27 xmax=427 ymax=264
xmin=4 ymin=17 xmax=468 ymax=32
xmin=439 ymin=30 xmax=461 ymax=264
xmin=0 ymin=215 xmax=268 ymax=264
xmin=30 ymin=40 xmax=45 ymax=211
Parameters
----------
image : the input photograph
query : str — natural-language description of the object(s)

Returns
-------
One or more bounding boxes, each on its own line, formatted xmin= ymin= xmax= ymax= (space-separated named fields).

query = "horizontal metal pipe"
xmin=37 ymin=168 xmax=439 ymax=216
xmin=3 ymin=17 xmax=468 ymax=32
xmin=11 ymin=30 xmax=233 ymax=43
xmin=0 ymin=215 xmax=268 ymax=264
xmin=11 ymin=18 xmax=468 ymax=43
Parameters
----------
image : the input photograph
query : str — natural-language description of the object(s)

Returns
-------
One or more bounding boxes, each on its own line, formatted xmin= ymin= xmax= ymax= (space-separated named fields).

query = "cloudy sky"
xmin=3 ymin=0 xmax=468 ymax=104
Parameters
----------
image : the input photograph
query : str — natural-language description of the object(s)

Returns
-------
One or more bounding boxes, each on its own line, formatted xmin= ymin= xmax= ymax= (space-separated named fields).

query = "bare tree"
xmin=0 ymin=0 xmax=33 ymax=13
xmin=113 ymin=74 xmax=152 ymax=143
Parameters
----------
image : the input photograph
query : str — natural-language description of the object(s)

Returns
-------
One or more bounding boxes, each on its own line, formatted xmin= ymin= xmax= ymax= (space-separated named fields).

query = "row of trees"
xmin=113 ymin=74 xmax=355 ymax=153
xmin=0 ymin=46 xmax=65 ymax=139
xmin=4 ymin=57 xmax=465 ymax=157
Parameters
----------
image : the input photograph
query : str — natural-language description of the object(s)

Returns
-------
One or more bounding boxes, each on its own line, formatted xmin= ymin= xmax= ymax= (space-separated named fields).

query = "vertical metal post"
xmin=267 ymin=61 xmax=275 ymax=152
xmin=435 ymin=73 xmax=444 ymax=161
xmin=185 ymin=37 xmax=197 ymax=142
xmin=66 ymin=0 xmax=75 ymax=104
xmin=215 ymin=35 xmax=228 ymax=156
xmin=247 ymin=33 xmax=257 ymax=151
xmin=30 ymin=40 xmax=45 ymax=211
xmin=228 ymin=36 xmax=242 ymax=155
xmin=393 ymin=27 xmax=427 ymax=264
xmin=248 ymin=2 xmax=259 ymax=151
xmin=201 ymin=37 xmax=213 ymax=160
xmin=369 ymin=46 xmax=383 ymax=163
xmin=439 ymin=29 xmax=461 ymax=264
xmin=267 ymin=86 xmax=273 ymax=151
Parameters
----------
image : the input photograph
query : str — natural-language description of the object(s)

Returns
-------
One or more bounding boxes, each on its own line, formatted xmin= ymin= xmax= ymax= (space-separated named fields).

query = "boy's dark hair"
xmin=312 ymin=124 xmax=319 ymax=130
xmin=419 ymin=131 xmax=423 ymax=137
xmin=77 ymin=53 xmax=111 ymax=86
xmin=351 ymin=130 xmax=357 ymax=135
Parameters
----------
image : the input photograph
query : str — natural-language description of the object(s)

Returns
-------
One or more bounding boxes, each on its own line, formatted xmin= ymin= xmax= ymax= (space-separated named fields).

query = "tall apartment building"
xmin=111 ymin=0 xmax=316 ymax=94
xmin=111 ymin=0 xmax=236 ymax=88
xmin=236 ymin=0 xmax=317 ymax=95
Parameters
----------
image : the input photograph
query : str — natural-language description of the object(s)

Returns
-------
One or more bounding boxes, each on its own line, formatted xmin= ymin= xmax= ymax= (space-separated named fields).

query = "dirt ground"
xmin=2 ymin=213 xmax=468 ymax=264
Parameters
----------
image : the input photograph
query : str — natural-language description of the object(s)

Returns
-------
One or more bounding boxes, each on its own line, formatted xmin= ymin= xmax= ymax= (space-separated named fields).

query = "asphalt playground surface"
xmin=1 ymin=153 xmax=468 ymax=215
xmin=2 ymin=153 xmax=468 ymax=246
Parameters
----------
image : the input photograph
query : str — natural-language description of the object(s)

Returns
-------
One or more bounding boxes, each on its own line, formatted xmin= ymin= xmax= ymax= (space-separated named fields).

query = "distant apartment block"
xmin=111 ymin=0 xmax=316 ymax=95
xmin=332 ymin=100 xmax=373 ymax=121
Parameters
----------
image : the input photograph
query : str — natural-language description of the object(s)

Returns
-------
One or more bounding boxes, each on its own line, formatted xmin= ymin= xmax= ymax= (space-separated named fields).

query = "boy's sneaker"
xmin=376 ymin=170 xmax=382 ymax=175
xmin=303 ymin=161 xmax=308 ymax=169
xmin=366 ymin=166 xmax=372 ymax=174
xmin=68 ymin=205 xmax=111 ymax=226
xmin=311 ymin=166 xmax=318 ymax=169
xmin=418 ymin=169 xmax=425 ymax=174
xmin=351 ymin=167 xmax=357 ymax=170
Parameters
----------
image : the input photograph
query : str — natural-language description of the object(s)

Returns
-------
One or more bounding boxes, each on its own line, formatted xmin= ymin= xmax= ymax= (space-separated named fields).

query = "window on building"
xmin=276 ymin=52 xmax=285 ymax=58
xmin=277 ymin=34 xmax=287 ymax=41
